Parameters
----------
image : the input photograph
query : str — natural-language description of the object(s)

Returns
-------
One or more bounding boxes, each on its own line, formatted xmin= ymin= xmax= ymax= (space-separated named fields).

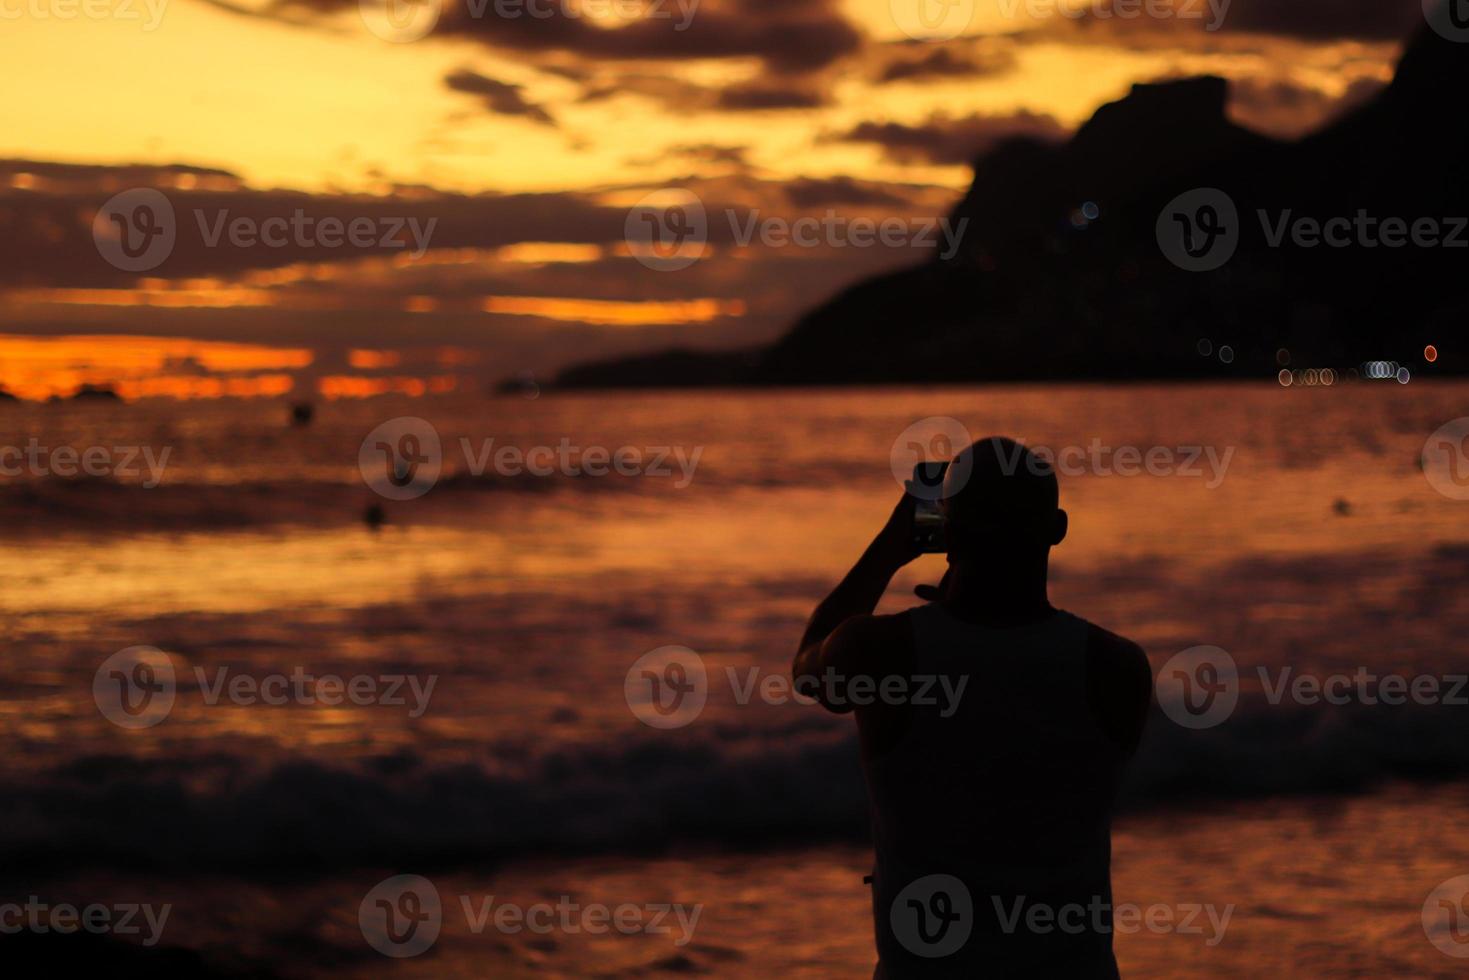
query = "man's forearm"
xmin=798 ymin=539 xmax=904 ymax=651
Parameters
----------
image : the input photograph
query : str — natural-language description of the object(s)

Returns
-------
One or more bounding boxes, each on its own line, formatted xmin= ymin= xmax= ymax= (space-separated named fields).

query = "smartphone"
xmin=910 ymin=461 xmax=949 ymax=553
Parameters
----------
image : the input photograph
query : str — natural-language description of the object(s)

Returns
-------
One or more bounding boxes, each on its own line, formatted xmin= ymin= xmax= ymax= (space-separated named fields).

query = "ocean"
xmin=3 ymin=382 xmax=1468 ymax=977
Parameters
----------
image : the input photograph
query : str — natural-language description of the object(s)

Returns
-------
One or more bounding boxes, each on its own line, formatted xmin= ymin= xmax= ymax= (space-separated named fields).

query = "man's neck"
xmin=942 ymin=557 xmax=1055 ymax=627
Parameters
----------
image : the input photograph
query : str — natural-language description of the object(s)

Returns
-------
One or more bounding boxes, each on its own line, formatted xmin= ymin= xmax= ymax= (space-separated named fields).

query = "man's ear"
xmin=1051 ymin=509 xmax=1069 ymax=546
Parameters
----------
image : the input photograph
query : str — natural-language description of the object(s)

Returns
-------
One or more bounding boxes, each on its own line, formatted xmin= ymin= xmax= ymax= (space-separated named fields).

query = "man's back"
xmin=860 ymin=603 xmax=1148 ymax=978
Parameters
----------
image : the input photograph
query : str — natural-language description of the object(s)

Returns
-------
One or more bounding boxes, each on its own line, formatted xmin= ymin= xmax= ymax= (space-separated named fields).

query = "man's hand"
xmin=913 ymin=567 xmax=952 ymax=602
xmin=872 ymin=490 xmax=951 ymax=602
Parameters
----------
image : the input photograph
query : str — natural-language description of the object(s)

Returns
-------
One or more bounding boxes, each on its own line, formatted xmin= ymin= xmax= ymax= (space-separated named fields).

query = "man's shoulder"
xmin=826 ymin=610 xmax=914 ymax=661
xmin=1076 ymin=619 xmax=1153 ymax=752
xmin=1077 ymin=618 xmax=1150 ymax=674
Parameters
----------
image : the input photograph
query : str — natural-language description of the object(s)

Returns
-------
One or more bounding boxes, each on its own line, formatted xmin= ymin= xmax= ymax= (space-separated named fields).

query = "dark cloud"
xmin=666 ymin=144 xmax=751 ymax=165
xmin=1219 ymin=0 xmax=1423 ymax=42
xmin=1226 ymin=73 xmax=1386 ymax=137
xmin=876 ymin=43 xmax=1017 ymax=84
xmin=715 ymin=84 xmax=825 ymax=110
xmin=444 ymin=69 xmax=556 ymax=125
xmin=781 ymin=176 xmax=918 ymax=209
xmin=0 ymin=168 xmax=623 ymax=288
xmin=622 ymin=143 xmax=752 ymax=170
xmin=834 ymin=111 xmax=1068 ymax=166
xmin=574 ymin=72 xmax=827 ymax=114
xmin=270 ymin=0 xmax=861 ymax=75
xmin=0 ymin=158 xmax=959 ymax=295
xmin=0 ymin=158 xmax=967 ymax=378
xmin=1053 ymin=0 xmax=1422 ymax=44
xmin=0 ymin=159 xmax=238 ymax=184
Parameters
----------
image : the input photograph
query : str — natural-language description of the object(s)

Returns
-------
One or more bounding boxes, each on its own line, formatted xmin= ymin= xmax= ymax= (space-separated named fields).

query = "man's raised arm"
xmin=792 ymin=494 xmax=921 ymax=711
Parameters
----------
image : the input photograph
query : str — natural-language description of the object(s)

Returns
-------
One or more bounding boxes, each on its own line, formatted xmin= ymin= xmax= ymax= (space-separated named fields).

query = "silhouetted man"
xmin=792 ymin=436 xmax=1152 ymax=978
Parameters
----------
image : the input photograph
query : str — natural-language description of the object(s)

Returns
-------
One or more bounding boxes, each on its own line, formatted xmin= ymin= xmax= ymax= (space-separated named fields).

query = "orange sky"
xmin=0 ymin=0 xmax=1411 ymax=398
xmin=1 ymin=0 xmax=1395 ymax=192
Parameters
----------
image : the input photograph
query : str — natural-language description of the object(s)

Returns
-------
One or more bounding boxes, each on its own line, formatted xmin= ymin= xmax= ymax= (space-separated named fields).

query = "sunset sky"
xmin=0 ymin=0 xmax=1419 ymax=398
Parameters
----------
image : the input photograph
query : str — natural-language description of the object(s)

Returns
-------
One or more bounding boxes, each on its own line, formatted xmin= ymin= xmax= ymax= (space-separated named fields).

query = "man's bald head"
xmin=941 ymin=437 xmax=1066 ymax=555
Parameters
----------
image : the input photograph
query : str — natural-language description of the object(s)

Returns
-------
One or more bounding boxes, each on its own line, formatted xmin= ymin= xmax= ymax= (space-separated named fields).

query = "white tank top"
xmin=866 ymin=603 xmax=1125 ymax=977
